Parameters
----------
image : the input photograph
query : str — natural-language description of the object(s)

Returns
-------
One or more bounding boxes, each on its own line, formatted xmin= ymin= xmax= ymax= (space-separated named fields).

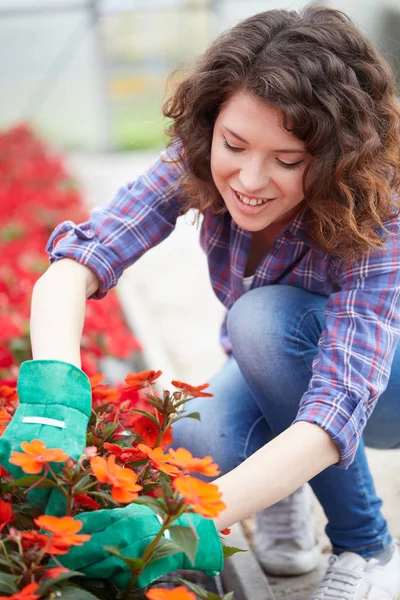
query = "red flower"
xmin=0 ymin=465 xmax=10 ymax=478
xmin=103 ymin=442 xmax=145 ymax=464
xmin=42 ymin=567 xmax=69 ymax=579
xmin=0 ymin=582 xmax=40 ymax=600
xmin=171 ymin=380 xmax=213 ymax=398
xmin=0 ymin=498 xmax=13 ymax=531
xmin=134 ymin=413 xmax=173 ymax=450
xmin=73 ymin=494 xmax=100 ymax=510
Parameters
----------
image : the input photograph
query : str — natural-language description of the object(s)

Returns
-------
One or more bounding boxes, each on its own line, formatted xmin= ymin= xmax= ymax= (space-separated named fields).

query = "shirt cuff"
xmin=46 ymin=221 xmax=123 ymax=299
xmin=294 ymin=392 xmax=368 ymax=469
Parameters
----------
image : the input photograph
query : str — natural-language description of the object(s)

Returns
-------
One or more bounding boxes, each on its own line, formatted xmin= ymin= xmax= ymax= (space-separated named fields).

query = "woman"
xmin=1 ymin=6 xmax=400 ymax=599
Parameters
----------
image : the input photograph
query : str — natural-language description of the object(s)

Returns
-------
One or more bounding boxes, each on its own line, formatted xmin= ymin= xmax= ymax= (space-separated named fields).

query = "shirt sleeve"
xmin=294 ymin=217 xmax=400 ymax=468
xmin=46 ymin=144 xmax=186 ymax=299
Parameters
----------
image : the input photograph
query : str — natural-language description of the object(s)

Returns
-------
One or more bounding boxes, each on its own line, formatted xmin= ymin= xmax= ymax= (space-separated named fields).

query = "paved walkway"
xmin=68 ymin=150 xmax=400 ymax=599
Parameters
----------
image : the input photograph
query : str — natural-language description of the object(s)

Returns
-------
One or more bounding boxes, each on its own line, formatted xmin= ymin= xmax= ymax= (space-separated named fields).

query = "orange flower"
xmin=124 ymin=370 xmax=162 ymax=391
xmin=134 ymin=413 xmax=173 ymax=450
xmin=137 ymin=444 xmax=180 ymax=477
xmin=167 ymin=448 xmax=220 ymax=477
xmin=9 ymin=440 xmax=68 ymax=474
xmin=171 ymin=380 xmax=213 ymax=398
xmin=0 ymin=384 xmax=18 ymax=404
xmin=91 ymin=454 xmax=142 ymax=503
xmin=34 ymin=515 xmax=91 ymax=555
xmin=173 ymin=476 xmax=226 ymax=518
xmin=0 ymin=498 xmax=13 ymax=531
xmin=90 ymin=373 xmax=121 ymax=406
xmin=146 ymin=586 xmax=196 ymax=600
xmin=0 ymin=582 xmax=40 ymax=600
xmin=0 ymin=407 xmax=11 ymax=436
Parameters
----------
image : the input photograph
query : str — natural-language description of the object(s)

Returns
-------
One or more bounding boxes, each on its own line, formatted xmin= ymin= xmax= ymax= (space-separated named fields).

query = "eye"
xmin=277 ymin=159 xmax=304 ymax=170
xmin=222 ymin=138 xmax=243 ymax=153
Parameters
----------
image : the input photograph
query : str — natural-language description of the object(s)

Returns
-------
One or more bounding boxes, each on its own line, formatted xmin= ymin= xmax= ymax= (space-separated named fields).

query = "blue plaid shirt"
xmin=46 ymin=146 xmax=400 ymax=468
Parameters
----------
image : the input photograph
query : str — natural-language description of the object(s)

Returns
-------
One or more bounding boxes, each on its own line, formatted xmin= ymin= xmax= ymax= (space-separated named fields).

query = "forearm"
xmin=213 ymin=421 xmax=339 ymax=531
xmin=30 ymin=259 xmax=99 ymax=368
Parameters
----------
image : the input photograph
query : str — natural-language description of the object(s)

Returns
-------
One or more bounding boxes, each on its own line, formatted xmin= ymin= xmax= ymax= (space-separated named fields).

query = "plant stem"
xmin=123 ymin=515 xmax=173 ymax=598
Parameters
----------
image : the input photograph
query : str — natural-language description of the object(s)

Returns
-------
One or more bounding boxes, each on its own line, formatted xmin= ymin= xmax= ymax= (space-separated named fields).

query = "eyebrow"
xmin=222 ymin=126 xmax=307 ymax=153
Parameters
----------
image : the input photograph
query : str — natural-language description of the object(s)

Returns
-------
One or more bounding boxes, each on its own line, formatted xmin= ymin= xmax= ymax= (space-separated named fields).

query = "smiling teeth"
xmin=237 ymin=193 xmax=267 ymax=206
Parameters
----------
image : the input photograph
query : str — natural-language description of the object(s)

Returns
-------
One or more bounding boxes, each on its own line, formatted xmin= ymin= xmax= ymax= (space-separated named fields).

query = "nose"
xmin=238 ymin=158 xmax=271 ymax=195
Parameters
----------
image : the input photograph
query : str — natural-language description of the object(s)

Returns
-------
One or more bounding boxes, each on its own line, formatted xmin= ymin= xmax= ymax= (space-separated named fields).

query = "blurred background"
xmin=0 ymin=0 xmax=399 ymax=152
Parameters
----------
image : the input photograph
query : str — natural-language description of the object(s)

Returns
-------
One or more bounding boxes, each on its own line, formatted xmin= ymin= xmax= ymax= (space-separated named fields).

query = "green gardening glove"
xmin=0 ymin=360 xmax=92 ymax=515
xmin=59 ymin=503 xmax=224 ymax=590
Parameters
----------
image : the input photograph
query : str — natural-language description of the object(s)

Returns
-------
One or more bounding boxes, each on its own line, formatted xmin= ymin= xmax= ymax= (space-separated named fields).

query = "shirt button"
xmin=74 ymin=226 xmax=95 ymax=240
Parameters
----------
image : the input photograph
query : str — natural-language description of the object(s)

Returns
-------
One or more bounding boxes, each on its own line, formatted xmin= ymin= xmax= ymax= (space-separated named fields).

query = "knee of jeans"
xmin=227 ymin=285 xmax=325 ymax=359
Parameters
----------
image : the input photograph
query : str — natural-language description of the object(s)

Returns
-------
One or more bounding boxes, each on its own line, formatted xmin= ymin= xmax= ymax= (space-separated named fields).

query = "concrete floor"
xmin=69 ymin=150 xmax=400 ymax=599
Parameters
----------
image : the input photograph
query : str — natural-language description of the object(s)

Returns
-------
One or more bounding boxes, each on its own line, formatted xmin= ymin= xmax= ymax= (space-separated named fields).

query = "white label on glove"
xmin=156 ymin=514 xmax=171 ymax=540
xmin=22 ymin=416 xmax=66 ymax=428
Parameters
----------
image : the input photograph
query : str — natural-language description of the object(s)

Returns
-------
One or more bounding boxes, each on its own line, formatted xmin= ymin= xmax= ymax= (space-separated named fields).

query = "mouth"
xmin=231 ymin=188 xmax=276 ymax=213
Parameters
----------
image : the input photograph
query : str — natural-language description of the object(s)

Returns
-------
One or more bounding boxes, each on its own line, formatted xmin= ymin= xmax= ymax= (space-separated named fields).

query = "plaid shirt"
xmin=46 ymin=147 xmax=400 ymax=468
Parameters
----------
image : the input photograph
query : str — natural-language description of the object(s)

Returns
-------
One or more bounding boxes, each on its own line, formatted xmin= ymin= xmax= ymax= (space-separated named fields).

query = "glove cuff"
xmin=178 ymin=512 xmax=224 ymax=576
xmin=18 ymin=360 xmax=92 ymax=417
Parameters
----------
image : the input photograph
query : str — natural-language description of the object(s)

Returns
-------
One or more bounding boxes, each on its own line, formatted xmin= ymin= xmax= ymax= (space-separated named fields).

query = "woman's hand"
xmin=59 ymin=503 xmax=224 ymax=590
xmin=0 ymin=360 xmax=92 ymax=514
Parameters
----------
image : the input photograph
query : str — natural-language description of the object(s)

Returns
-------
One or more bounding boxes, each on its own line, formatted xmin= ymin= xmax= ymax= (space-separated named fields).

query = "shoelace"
xmin=309 ymin=555 xmax=378 ymax=599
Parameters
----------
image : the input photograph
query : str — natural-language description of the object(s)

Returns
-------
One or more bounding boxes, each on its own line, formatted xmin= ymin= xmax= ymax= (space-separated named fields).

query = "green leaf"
xmin=0 ymin=572 xmax=18 ymax=594
xmin=223 ymin=593 xmax=235 ymax=600
xmin=133 ymin=496 xmax=166 ymax=518
xmin=147 ymin=538 xmax=182 ymax=564
xmin=39 ymin=570 xmax=84 ymax=595
xmin=169 ymin=524 xmax=198 ymax=565
xmin=178 ymin=578 xmax=222 ymax=600
xmin=130 ymin=410 xmax=161 ymax=429
xmin=103 ymin=546 xmax=144 ymax=573
xmin=143 ymin=395 xmax=165 ymax=412
xmin=101 ymin=423 xmax=120 ymax=442
xmin=73 ymin=473 xmax=92 ymax=494
xmin=55 ymin=584 xmax=102 ymax=599
xmin=223 ymin=545 xmax=247 ymax=559
xmin=90 ymin=491 xmax=119 ymax=506
xmin=8 ymin=475 xmax=57 ymax=489
xmin=173 ymin=411 xmax=201 ymax=423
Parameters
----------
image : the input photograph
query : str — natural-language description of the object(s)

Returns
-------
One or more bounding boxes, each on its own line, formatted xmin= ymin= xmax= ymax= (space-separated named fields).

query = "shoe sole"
xmin=257 ymin=546 xmax=321 ymax=577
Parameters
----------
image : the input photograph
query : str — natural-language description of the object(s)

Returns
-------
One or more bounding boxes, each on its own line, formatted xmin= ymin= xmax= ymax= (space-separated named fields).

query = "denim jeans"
xmin=172 ymin=285 xmax=400 ymax=557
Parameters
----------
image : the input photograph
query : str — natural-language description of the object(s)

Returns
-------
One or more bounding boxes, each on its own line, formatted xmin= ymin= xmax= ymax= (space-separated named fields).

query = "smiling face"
xmin=210 ymin=91 xmax=311 ymax=232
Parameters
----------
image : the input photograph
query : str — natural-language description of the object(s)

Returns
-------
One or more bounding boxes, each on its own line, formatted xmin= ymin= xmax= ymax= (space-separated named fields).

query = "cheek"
xmin=280 ymin=172 xmax=305 ymax=201
xmin=210 ymin=147 xmax=230 ymax=185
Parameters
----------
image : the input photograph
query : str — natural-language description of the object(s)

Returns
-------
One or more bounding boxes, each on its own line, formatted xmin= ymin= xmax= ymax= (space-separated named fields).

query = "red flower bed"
xmin=0 ymin=124 xmax=141 ymax=385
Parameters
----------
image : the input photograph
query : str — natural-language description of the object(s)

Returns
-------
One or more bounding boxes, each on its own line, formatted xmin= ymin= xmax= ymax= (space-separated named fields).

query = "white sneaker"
xmin=253 ymin=483 xmax=320 ymax=576
xmin=309 ymin=542 xmax=400 ymax=599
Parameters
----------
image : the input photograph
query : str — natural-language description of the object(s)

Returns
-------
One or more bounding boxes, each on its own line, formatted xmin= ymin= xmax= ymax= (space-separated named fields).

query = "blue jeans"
xmin=173 ymin=285 xmax=400 ymax=557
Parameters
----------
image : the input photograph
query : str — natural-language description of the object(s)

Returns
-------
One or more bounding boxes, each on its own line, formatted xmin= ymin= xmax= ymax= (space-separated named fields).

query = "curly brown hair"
xmin=163 ymin=5 xmax=400 ymax=259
